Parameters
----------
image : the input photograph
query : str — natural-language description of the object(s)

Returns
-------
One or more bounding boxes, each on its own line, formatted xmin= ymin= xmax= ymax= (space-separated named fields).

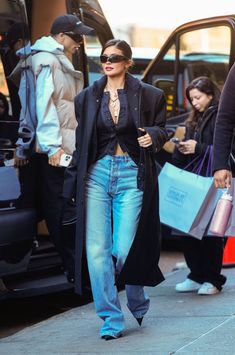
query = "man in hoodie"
xmin=32 ymin=15 xmax=94 ymax=280
xmin=16 ymin=15 xmax=94 ymax=281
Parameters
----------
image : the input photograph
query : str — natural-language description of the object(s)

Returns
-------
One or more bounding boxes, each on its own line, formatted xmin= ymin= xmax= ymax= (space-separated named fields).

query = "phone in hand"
xmin=170 ymin=137 xmax=181 ymax=144
xmin=59 ymin=153 xmax=72 ymax=167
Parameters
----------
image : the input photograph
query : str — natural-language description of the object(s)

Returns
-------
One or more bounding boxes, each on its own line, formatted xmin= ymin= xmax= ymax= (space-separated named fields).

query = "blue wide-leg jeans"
xmin=85 ymin=155 xmax=150 ymax=337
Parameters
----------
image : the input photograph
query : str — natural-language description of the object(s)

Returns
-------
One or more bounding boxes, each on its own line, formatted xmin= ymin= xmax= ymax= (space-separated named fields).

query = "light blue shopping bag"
xmin=158 ymin=162 xmax=220 ymax=239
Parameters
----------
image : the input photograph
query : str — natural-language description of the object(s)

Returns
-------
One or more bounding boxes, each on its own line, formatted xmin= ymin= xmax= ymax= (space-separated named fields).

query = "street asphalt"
xmin=1 ymin=267 xmax=235 ymax=354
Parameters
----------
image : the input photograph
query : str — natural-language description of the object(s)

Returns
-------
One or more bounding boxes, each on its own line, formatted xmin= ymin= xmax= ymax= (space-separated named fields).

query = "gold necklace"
xmin=110 ymin=99 xmax=120 ymax=123
xmin=105 ymin=84 xmax=122 ymax=124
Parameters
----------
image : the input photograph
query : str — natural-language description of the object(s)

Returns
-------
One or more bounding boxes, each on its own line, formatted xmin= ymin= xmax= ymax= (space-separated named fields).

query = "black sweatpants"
xmin=183 ymin=235 xmax=227 ymax=290
xmin=18 ymin=153 xmax=75 ymax=275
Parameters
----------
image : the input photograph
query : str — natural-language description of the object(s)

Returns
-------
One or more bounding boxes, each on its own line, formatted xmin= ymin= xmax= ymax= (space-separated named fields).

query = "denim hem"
xmin=126 ymin=307 xmax=148 ymax=318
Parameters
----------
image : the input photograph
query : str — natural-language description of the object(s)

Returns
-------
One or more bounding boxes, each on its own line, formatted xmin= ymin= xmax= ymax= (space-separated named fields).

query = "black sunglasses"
xmin=100 ymin=54 xmax=129 ymax=64
xmin=63 ymin=32 xmax=83 ymax=45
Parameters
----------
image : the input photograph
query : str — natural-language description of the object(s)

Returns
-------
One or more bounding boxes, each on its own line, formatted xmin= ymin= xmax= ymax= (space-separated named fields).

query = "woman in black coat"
xmin=173 ymin=76 xmax=226 ymax=295
xmin=213 ymin=62 xmax=235 ymax=185
xmin=63 ymin=39 xmax=168 ymax=340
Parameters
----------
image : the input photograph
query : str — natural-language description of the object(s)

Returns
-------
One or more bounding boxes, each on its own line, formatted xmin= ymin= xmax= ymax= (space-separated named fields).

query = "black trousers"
xmin=18 ymin=153 xmax=75 ymax=275
xmin=183 ymin=236 xmax=227 ymax=290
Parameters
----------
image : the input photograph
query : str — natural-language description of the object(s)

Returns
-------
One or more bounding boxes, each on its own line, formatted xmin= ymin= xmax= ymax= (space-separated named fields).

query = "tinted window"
xmin=147 ymin=24 xmax=231 ymax=118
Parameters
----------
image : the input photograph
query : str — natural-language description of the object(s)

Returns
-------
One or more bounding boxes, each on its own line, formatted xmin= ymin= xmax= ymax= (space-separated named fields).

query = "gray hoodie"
xmin=30 ymin=36 xmax=83 ymax=156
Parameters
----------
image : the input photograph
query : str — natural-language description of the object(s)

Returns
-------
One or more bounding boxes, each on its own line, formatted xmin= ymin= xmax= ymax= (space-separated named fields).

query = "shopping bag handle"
xmin=206 ymin=145 xmax=213 ymax=177
xmin=184 ymin=145 xmax=212 ymax=176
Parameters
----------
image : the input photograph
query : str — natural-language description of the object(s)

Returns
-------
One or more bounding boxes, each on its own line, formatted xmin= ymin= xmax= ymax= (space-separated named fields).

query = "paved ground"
xmin=1 ymin=265 xmax=235 ymax=354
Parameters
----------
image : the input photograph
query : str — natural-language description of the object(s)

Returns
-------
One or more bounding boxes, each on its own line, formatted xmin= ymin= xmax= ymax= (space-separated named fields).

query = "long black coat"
xmin=213 ymin=63 xmax=235 ymax=175
xmin=63 ymin=73 xmax=168 ymax=294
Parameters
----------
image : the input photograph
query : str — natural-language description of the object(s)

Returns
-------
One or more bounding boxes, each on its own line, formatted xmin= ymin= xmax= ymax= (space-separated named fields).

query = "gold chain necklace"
xmin=109 ymin=93 xmax=119 ymax=121
xmin=105 ymin=84 xmax=123 ymax=124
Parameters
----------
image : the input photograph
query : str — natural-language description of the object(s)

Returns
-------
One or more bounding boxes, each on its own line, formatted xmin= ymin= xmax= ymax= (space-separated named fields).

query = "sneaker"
xmin=198 ymin=282 xmax=220 ymax=295
xmin=175 ymin=278 xmax=202 ymax=292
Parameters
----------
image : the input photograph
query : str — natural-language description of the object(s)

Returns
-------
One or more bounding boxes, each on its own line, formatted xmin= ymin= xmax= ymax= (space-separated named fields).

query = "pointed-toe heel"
xmin=136 ymin=317 xmax=143 ymax=326
xmin=102 ymin=335 xmax=116 ymax=341
xmin=101 ymin=333 xmax=122 ymax=341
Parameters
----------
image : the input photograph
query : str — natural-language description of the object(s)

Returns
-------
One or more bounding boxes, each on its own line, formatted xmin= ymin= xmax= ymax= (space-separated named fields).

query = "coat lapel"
xmin=125 ymin=74 xmax=141 ymax=131
xmin=85 ymin=76 xmax=107 ymax=143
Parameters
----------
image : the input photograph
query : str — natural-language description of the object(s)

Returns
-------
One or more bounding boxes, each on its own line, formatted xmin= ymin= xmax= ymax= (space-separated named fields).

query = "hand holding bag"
xmin=158 ymin=146 xmax=220 ymax=239
xmin=209 ymin=190 xmax=233 ymax=236
xmin=208 ymin=180 xmax=235 ymax=237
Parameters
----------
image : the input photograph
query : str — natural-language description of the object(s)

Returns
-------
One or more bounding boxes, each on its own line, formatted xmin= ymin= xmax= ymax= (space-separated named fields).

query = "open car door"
xmin=0 ymin=0 xmax=113 ymax=299
xmin=142 ymin=15 xmax=235 ymax=165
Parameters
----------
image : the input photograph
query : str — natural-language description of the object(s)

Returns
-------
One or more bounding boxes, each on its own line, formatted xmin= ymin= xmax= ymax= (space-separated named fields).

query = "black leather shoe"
xmin=101 ymin=334 xmax=122 ymax=341
xmin=136 ymin=317 xmax=143 ymax=326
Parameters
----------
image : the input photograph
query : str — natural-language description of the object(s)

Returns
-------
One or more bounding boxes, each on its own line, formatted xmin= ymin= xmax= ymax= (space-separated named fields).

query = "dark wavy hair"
xmin=101 ymin=39 xmax=132 ymax=60
xmin=185 ymin=76 xmax=220 ymax=128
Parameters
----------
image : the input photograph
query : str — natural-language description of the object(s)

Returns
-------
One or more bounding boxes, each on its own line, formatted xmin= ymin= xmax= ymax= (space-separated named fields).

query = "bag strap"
xmin=206 ymin=145 xmax=213 ymax=177
xmin=183 ymin=145 xmax=213 ymax=176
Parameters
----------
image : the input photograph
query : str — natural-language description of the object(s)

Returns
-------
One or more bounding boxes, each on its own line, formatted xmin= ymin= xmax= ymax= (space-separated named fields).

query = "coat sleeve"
xmin=172 ymin=146 xmax=188 ymax=168
xmin=213 ymin=64 xmax=235 ymax=172
xmin=143 ymin=90 xmax=168 ymax=152
xmin=62 ymin=95 xmax=82 ymax=199
xmin=195 ymin=112 xmax=216 ymax=156
xmin=172 ymin=125 xmax=190 ymax=168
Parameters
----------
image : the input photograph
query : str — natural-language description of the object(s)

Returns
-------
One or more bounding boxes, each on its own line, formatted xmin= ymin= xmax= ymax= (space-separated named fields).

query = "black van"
xmin=0 ymin=0 xmax=113 ymax=300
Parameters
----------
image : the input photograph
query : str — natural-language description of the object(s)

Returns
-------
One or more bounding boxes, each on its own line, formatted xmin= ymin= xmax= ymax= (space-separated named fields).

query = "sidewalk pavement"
xmin=1 ymin=267 xmax=235 ymax=355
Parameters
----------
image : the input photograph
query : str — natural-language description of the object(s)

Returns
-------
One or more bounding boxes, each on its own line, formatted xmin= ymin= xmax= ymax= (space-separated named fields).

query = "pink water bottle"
xmin=209 ymin=192 xmax=233 ymax=236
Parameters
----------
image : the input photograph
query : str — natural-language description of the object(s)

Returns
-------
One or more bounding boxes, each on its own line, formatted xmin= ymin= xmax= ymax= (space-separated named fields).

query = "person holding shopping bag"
xmin=172 ymin=76 xmax=226 ymax=295
xmin=213 ymin=61 xmax=235 ymax=187
xmin=63 ymin=39 xmax=168 ymax=340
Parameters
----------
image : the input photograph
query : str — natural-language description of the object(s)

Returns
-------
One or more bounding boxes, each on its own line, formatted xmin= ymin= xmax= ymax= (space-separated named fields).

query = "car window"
xmin=147 ymin=24 xmax=231 ymax=118
xmin=86 ymin=45 xmax=103 ymax=84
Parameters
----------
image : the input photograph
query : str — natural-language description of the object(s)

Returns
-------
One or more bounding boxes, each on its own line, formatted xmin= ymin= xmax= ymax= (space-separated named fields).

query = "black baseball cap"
xmin=50 ymin=14 xmax=94 ymax=36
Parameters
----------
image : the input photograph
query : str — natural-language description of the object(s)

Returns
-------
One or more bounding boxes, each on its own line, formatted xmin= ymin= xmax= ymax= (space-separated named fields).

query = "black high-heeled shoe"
xmin=136 ymin=317 xmax=143 ymax=326
xmin=101 ymin=333 xmax=122 ymax=341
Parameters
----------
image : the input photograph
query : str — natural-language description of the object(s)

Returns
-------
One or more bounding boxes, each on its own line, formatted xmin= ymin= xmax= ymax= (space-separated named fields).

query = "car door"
xmin=142 ymin=15 xmax=235 ymax=166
